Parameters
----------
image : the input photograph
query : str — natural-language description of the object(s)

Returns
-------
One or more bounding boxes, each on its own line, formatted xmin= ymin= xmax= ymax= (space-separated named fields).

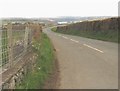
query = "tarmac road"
xmin=44 ymin=28 xmax=118 ymax=89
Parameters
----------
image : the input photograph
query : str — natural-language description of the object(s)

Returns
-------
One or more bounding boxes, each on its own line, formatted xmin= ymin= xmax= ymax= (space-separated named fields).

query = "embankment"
xmin=16 ymin=33 xmax=58 ymax=89
xmin=54 ymin=17 xmax=119 ymax=42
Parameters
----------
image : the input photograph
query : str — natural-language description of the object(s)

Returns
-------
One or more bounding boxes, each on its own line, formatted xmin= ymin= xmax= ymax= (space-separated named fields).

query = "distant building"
xmin=57 ymin=22 xmax=68 ymax=25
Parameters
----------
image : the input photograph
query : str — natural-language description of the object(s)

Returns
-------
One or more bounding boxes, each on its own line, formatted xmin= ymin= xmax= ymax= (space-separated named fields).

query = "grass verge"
xmin=16 ymin=33 xmax=55 ymax=89
xmin=52 ymin=27 xmax=118 ymax=43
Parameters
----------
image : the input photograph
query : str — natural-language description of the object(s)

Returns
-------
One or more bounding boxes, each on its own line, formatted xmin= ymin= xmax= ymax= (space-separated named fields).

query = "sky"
xmin=0 ymin=0 xmax=119 ymax=18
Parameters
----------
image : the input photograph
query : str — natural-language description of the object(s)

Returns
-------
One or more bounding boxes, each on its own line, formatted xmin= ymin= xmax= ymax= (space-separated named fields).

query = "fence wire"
xmin=0 ymin=23 xmax=34 ymax=72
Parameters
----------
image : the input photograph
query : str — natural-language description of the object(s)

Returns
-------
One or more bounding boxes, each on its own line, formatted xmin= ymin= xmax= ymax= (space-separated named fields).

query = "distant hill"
xmin=49 ymin=16 xmax=112 ymax=23
xmin=1 ymin=16 xmax=112 ymax=26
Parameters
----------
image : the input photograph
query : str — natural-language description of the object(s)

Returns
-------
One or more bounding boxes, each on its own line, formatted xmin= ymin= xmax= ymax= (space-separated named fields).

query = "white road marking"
xmin=62 ymin=36 xmax=69 ymax=39
xmin=83 ymin=44 xmax=104 ymax=53
xmin=57 ymin=34 xmax=103 ymax=53
xmin=70 ymin=39 xmax=79 ymax=43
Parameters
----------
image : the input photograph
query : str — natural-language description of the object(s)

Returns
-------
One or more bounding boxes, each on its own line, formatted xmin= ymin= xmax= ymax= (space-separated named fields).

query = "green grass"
xmin=52 ymin=27 xmax=118 ymax=43
xmin=51 ymin=27 xmax=57 ymax=32
xmin=16 ymin=33 xmax=55 ymax=89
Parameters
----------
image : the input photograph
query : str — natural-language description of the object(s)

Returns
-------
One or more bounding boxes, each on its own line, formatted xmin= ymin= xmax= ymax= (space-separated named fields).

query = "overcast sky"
xmin=0 ymin=0 xmax=119 ymax=18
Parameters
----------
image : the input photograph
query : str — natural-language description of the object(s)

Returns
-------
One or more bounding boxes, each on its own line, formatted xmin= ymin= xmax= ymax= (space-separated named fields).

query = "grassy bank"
xmin=17 ymin=33 xmax=55 ymax=89
xmin=52 ymin=27 xmax=118 ymax=43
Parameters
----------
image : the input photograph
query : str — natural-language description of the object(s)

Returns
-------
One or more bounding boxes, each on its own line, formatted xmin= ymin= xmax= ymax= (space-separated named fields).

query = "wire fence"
xmin=0 ymin=22 xmax=42 ymax=73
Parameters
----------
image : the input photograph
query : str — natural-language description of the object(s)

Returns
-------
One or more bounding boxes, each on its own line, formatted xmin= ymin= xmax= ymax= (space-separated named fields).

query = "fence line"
xmin=0 ymin=22 xmax=42 ymax=73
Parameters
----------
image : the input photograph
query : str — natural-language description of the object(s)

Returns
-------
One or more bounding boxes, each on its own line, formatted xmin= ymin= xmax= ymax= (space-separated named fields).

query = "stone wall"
xmin=1 ymin=53 xmax=38 ymax=90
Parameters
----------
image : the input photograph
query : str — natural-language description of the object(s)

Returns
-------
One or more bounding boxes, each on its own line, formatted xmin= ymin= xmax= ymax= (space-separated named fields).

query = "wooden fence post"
xmin=24 ymin=24 xmax=29 ymax=54
xmin=0 ymin=29 xmax=2 ymax=89
xmin=7 ymin=23 xmax=13 ymax=68
xmin=0 ymin=29 xmax=2 ymax=67
xmin=28 ymin=28 xmax=32 ymax=52
xmin=0 ymin=25 xmax=3 ymax=91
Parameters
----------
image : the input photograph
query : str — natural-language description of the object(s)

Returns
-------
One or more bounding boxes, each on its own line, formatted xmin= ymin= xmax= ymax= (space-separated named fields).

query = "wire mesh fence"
xmin=0 ymin=22 xmax=42 ymax=73
xmin=0 ymin=29 xmax=8 ymax=67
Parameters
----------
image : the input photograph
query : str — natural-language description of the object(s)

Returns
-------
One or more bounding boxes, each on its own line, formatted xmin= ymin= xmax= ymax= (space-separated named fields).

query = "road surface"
xmin=44 ymin=28 xmax=118 ymax=89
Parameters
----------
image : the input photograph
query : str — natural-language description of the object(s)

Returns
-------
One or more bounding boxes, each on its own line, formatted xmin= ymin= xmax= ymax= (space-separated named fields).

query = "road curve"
xmin=44 ymin=28 xmax=118 ymax=89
